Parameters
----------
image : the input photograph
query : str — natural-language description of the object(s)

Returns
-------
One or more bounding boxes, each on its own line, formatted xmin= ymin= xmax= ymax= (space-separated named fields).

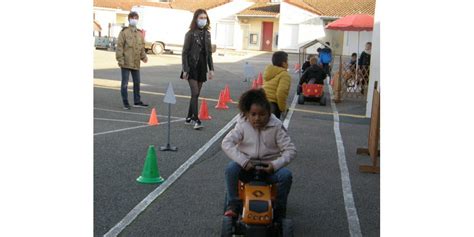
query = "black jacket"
xmin=299 ymin=64 xmax=327 ymax=85
xmin=358 ymin=51 xmax=371 ymax=66
xmin=301 ymin=61 xmax=310 ymax=72
xmin=182 ymin=29 xmax=214 ymax=73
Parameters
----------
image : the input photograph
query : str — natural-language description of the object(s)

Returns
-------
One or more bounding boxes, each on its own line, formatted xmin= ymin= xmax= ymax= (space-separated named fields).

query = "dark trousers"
xmin=270 ymin=102 xmax=281 ymax=120
xmin=187 ymin=79 xmax=203 ymax=121
xmin=322 ymin=63 xmax=331 ymax=78
xmin=120 ymin=68 xmax=141 ymax=105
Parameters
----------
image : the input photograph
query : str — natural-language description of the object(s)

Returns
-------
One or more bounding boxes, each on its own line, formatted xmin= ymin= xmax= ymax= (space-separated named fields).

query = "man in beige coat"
xmin=116 ymin=11 xmax=148 ymax=110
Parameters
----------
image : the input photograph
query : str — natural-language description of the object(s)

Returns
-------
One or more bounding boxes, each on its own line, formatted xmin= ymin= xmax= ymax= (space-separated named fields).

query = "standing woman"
xmin=181 ymin=9 xmax=214 ymax=130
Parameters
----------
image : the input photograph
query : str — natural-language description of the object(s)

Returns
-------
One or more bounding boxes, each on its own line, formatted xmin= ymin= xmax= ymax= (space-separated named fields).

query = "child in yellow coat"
xmin=262 ymin=51 xmax=292 ymax=119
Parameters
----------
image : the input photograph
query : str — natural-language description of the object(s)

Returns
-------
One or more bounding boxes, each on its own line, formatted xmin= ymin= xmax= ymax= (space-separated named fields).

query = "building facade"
xmin=93 ymin=0 xmax=376 ymax=56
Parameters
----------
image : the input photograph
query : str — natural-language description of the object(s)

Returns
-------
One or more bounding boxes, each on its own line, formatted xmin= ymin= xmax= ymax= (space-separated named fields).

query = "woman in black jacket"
xmin=181 ymin=9 xmax=214 ymax=130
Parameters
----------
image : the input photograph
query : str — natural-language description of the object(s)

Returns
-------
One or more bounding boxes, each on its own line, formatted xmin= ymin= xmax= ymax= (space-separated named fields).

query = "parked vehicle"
xmin=131 ymin=6 xmax=190 ymax=54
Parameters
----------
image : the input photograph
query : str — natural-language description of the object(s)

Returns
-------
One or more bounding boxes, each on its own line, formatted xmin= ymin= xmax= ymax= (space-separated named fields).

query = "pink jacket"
xmin=221 ymin=114 xmax=296 ymax=170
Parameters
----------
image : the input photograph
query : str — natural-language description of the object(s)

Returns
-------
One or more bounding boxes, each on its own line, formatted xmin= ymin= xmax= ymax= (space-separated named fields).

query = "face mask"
xmin=197 ymin=19 xmax=207 ymax=29
xmin=129 ymin=19 xmax=138 ymax=27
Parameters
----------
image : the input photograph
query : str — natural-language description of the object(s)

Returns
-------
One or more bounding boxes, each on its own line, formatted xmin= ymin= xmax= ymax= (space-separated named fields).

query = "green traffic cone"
xmin=136 ymin=145 xmax=165 ymax=184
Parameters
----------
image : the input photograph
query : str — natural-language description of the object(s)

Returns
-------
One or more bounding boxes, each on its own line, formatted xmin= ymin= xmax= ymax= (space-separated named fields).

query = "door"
xmin=216 ymin=22 xmax=235 ymax=49
xmin=261 ymin=22 xmax=273 ymax=51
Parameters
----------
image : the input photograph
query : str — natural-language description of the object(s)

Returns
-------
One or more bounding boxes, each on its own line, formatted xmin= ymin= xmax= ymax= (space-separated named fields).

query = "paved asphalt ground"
xmin=94 ymin=49 xmax=379 ymax=237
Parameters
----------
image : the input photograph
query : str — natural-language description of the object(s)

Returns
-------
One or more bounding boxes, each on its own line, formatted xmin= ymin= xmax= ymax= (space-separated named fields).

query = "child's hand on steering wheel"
xmin=262 ymin=163 xmax=274 ymax=174
xmin=244 ymin=162 xmax=255 ymax=171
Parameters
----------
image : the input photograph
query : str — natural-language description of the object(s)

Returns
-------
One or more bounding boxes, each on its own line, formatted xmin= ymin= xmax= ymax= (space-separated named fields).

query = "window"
xmin=250 ymin=34 xmax=258 ymax=45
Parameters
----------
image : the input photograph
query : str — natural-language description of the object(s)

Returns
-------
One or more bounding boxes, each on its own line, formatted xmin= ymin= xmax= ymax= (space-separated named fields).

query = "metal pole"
xmin=167 ymin=103 xmax=171 ymax=145
xmin=160 ymin=103 xmax=177 ymax=151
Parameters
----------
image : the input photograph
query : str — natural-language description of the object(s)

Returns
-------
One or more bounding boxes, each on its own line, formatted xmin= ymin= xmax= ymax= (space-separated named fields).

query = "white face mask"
xmin=129 ymin=19 xmax=138 ymax=27
xmin=197 ymin=19 xmax=207 ymax=29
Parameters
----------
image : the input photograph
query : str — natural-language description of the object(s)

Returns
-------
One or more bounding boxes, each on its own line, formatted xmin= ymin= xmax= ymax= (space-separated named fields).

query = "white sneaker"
xmin=184 ymin=118 xmax=194 ymax=125
xmin=193 ymin=121 xmax=203 ymax=130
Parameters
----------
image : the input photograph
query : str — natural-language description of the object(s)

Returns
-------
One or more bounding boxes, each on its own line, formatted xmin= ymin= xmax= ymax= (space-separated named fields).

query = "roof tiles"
xmin=238 ymin=2 xmax=280 ymax=17
xmin=93 ymin=0 xmax=229 ymax=12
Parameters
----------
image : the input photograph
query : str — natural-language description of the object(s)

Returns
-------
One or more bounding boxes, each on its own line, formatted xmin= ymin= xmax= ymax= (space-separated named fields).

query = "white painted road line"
xmin=327 ymin=80 xmax=362 ymax=237
xmin=283 ymin=94 xmax=298 ymax=129
xmin=94 ymin=107 xmax=184 ymax=120
xmin=94 ymin=118 xmax=147 ymax=124
xmin=94 ymin=119 xmax=185 ymax=136
xmin=104 ymin=114 xmax=241 ymax=237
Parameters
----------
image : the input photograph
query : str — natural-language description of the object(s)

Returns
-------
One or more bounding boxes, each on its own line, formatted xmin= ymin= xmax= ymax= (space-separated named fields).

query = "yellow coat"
xmin=115 ymin=26 xmax=147 ymax=70
xmin=262 ymin=65 xmax=292 ymax=112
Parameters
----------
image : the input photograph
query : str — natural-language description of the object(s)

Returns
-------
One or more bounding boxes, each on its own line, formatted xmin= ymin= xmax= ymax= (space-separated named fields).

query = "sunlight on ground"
xmin=94 ymin=49 xmax=268 ymax=70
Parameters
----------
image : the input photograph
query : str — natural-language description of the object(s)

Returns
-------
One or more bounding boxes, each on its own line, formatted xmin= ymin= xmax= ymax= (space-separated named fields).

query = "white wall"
xmin=93 ymin=9 xmax=118 ymax=37
xmin=215 ymin=19 xmax=236 ymax=48
xmin=279 ymin=2 xmax=326 ymax=53
xmin=365 ymin=4 xmax=380 ymax=117
xmin=342 ymin=31 xmax=373 ymax=56
xmin=208 ymin=0 xmax=254 ymax=49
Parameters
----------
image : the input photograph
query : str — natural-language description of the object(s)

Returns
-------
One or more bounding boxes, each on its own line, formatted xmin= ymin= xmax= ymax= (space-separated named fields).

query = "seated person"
xmin=301 ymin=54 xmax=312 ymax=73
xmin=343 ymin=53 xmax=358 ymax=81
xmin=349 ymin=52 xmax=357 ymax=73
xmin=297 ymin=56 xmax=327 ymax=94
xmin=221 ymin=89 xmax=296 ymax=222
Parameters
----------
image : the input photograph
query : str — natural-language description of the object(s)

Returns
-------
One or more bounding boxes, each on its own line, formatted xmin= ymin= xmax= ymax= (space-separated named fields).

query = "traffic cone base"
xmin=137 ymin=176 xmax=165 ymax=184
xmin=137 ymin=145 xmax=165 ymax=184
xmin=148 ymin=108 xmax=159 ymax=126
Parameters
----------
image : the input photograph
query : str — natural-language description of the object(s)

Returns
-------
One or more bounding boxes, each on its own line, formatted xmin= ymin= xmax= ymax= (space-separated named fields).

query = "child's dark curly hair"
xmin=238 ymin=89 xmax=271 ymax=117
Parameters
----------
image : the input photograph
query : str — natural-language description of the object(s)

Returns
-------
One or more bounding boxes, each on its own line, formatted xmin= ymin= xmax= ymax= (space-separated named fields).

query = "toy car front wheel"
xmin=221 ymin=216 xmax=234 ymax=237
xmin=319 ymin=95 xmax=326 ymax=106
xmin=281 ymin=218 xmax=294 ymax=237
xmin=298 ymin=94 xmax=305 ymax=104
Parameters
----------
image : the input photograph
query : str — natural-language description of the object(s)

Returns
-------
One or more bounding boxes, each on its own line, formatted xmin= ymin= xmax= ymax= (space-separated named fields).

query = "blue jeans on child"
xmin=225 ymin=161 xmax=293 ymax=212
xmin=120 ymin=68 xmax=141 ymax=106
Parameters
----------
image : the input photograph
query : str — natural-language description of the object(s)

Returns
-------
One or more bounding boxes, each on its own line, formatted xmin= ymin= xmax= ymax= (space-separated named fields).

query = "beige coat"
xmin=221 ymin=115 xmax=296 ymax=171
xmin=116 ymin=26 xmax=147 ymax=70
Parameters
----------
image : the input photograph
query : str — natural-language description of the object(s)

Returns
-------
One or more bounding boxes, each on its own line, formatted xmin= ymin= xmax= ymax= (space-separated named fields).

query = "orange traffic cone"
xmin=148 ymin=107 xmax=160 ymax=126
xmin=251 ymin=80 xmax=258 ymax=89
xmin=256 ymin=72 xmax=263 ymax=86
xmin=198 ymin=99 xmax=212 ymax=120
xmin=215 ymin=90 xmax=229 ymax=109
xmin=223 ymin=84 xmax=233 ymax=103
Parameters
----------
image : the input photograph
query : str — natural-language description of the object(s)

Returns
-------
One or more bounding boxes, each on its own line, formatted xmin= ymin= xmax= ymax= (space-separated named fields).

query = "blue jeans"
xmin=120 ymin=68 xmax=141 ymax=105
xmin=225 ymin=161 xmax=292 ymax=211
xmin=322 ymin=63 xmax=331 ymax=78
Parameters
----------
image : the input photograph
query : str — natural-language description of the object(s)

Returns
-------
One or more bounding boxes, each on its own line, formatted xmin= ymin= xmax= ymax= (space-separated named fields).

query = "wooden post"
xmin=333 ymin=55 xmax=343 ymax=103
xmin=356 ymin=81 xmax=380 ymax=173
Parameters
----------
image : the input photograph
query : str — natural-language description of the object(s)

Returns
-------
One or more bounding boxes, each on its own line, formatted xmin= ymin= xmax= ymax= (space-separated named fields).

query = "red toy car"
xmin=297 ymin=83 xmax=326 ymax=106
